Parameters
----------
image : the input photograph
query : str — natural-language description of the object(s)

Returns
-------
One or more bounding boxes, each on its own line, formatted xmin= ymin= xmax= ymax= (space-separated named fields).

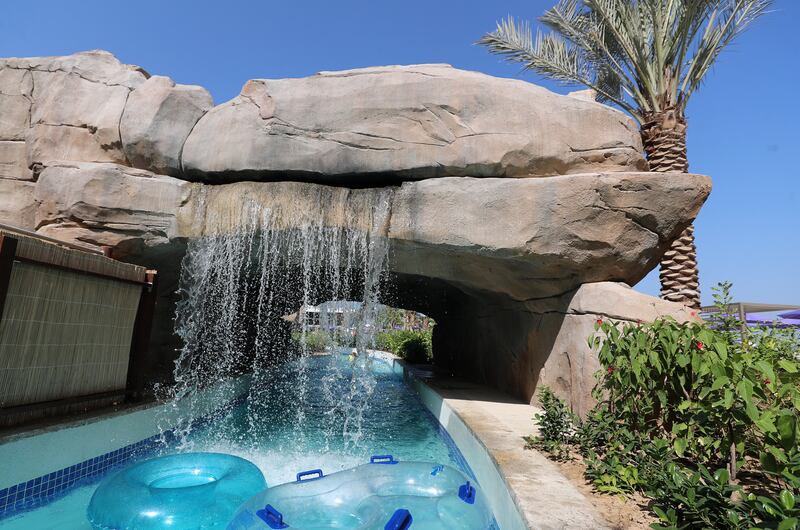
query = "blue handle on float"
xmin=295 ymin=469 xmax=324 ymax=482
xmin=384 ymin=508 xmax=413 ymax=530
xmin=370 ymin=454 xmax=398 ymax=465
xmin=256 ymin=504 xmax=289 ymax=529
xmin=458 ymin=481 xmax=476 ymax=504
xmin=431 ymin=465 xmax=444 ymax=476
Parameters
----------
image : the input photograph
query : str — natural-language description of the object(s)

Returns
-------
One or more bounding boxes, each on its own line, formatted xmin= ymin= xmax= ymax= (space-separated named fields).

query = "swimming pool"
xmin=0 ymin=355 xmax=490 ymax=529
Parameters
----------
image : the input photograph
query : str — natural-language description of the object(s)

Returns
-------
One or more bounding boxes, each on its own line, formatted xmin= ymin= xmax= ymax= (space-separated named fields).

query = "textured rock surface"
xmin=0 ymin=179 xmax=36 ymax=229
xmin=121 ymin=76 xmax=213 ymax=176
xmin=0 ymin=141 xmax=30 ymax=180
xmin=536 ymin=283 xmax=696 ymax=415
xmin=0 ymin=51 xmax=148 ymax=188
xmin=0 ymin=67 xmax=32 ymax=141
xmin=182 ymin=64 xmax=647 ymax=183
xmin=389 ymin=173 xmax=710 ymax=300
xmin=33 ymin=163 xmax=709 ymax=299
xmin=35 ymin=162 xmax=191 ymax=256
xmin=429 ymin=282 xmax=696 ymax=417
xmin=22 ymin=51 xmax=146 ymax=167
xmin=0 ymin=54 xmax=648 ymax=187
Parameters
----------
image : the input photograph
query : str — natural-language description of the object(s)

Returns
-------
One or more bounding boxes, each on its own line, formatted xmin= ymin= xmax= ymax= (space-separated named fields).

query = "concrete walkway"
xmin=403 ymin=365 xmax=609 ymax=530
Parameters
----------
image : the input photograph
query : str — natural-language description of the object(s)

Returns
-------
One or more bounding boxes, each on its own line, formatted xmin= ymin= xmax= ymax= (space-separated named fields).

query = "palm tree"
xmin=479 ymin=0 xmax=771 ymax=309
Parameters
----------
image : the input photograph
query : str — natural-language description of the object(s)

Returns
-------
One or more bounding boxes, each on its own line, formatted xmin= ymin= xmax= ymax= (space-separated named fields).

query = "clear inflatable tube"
xmin=227 ymin=458 xmax=493 ymax=530
xmin=87 ymin=452 xmax=266 ymax=530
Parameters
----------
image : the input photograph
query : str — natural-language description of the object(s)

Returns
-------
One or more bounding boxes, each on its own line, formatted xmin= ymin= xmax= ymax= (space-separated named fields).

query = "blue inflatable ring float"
xmin=228 ymin=458 xmax=493 ymax=530
xmin=88 ymin=452 xmax=266 ymax=530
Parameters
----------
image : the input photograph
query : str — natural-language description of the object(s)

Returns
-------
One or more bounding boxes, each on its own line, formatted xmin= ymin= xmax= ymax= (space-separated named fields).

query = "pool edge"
xmin=390 ymin=359 xmax=610 ymax=530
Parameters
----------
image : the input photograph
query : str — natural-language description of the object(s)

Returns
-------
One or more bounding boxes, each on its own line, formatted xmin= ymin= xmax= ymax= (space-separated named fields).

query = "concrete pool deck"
xmin=398 ymin=362 xmax=609 ymax=530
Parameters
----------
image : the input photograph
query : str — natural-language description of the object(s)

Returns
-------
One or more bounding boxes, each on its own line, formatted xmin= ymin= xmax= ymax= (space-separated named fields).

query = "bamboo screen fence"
xmin=0 ymin=226 xmax=153 ymax=425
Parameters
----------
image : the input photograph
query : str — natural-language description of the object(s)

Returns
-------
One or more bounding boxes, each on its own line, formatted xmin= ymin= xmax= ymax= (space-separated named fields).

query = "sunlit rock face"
xmin=0 ymin=51 xmax=147 ymax=176
xmin=33 ymin=162 xmax=709 ymax=304
xmin=120 ymin=76 xmax=213 ymax=176
xmin=180 ymin=64 xmax=647 ymax=183
xmin=0 ymin=50 xmax=707 ymax=410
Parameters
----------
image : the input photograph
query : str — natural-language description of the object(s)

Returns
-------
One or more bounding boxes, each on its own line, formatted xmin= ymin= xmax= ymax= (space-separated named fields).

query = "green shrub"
xmin=376 ymin=329 xmax=433 ymax=363
xmin=294 ymin=329 xmax=331 ymax=352
xmin=398 ymin=334 xmax=430 ymax=363
xmin=530 ymin=282 xmax=800 ymax=529
xmin=525 ymin=387 xmax=576 ymax=461
xmin=648 ymin=465 xmax=747 ymax=530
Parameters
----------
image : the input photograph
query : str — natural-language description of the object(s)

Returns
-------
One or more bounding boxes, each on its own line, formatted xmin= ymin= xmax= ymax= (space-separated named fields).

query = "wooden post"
xmin=738 ymin=302 xmax=749 ymax=348
xmin=0 ymin=235 xmax=18 ymax=322
xmin=126 ymin=270 xmax=158 ymax=403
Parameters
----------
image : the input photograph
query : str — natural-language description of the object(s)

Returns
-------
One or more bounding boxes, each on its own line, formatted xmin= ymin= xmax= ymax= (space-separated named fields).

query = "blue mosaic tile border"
xmin=0 ymin=391 xmax=248 ymax=520
xmin=0 ymin=435 xmax=163 ymax=519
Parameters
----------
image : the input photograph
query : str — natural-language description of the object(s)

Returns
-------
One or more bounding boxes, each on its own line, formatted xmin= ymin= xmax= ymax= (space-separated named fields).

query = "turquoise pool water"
xmin=0 ymin=355 xmax=474 ymax=529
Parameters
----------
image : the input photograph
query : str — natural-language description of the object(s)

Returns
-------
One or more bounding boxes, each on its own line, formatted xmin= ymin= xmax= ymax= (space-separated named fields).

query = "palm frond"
xmin=478 ymin=15 xmax=639 ymax=117
xmin=478 ymin=0 xmax=773 ymax=122
xmin=680 ymin=0 xmax=773 ymax=106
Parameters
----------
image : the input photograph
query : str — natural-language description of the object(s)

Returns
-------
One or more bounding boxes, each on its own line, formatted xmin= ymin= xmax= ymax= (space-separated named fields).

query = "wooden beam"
xmin=13 ymin=256 xmax=149 ymax=287
xmin=126 ymin=270 xmax=159 ymax=403
xmin=0 ymin=222 xmax=103 ymax=255
xmin=0 ymin=235 xmax=18 ymax=322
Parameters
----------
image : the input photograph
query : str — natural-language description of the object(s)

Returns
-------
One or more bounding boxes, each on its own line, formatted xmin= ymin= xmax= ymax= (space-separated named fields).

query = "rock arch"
xmin=0 ymin=51 xmax=709 ymax=413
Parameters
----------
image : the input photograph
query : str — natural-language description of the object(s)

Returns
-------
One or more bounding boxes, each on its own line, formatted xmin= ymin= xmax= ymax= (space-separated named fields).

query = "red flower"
xmin=596 ymin=318 xmax=603 ymax=325
xmin=695 ymin=341 xmax=704 ymax=350
xmin=763 ymin=378 xmax=771 ymax=385
xmin=607 ymin=366 xmax=614 ymax=374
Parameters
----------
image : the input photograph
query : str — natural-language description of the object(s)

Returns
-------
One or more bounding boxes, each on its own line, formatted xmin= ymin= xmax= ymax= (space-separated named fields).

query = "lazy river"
xmin=0 ymin=355 xmax=497 ymax=529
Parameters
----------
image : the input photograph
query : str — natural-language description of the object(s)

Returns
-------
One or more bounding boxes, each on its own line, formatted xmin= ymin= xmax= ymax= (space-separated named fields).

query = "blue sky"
xmin=2 ymin=1 xmax=797 ymax=306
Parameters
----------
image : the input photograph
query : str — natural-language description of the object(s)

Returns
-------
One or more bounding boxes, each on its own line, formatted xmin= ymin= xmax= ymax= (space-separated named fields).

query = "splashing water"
xmin=161 ymin=183 xmax=393 ymax=453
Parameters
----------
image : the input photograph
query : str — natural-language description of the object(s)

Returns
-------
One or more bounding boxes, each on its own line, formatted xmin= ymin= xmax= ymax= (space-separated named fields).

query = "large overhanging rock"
xmin=35 ymin=162 xmax=192 ymax=256
xmin=0 ymin=52 xmax=646 ymax=187
xmin=33 ymin=162 xmax=709 ymax=302
xmin=30 ymin=162 xmax=709 ymax=408
xmin=181 ymin=64 xmax=647 ymax=183
xmin=388 ymin=172 xmax=708 ymax=300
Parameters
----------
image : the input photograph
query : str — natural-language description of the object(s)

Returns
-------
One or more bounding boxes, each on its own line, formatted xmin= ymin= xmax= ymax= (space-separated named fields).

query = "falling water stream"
xmin=0 ymin=183 xmax=495 ymax=529
xmin=160 ymin=183 xmax=394 ymax=458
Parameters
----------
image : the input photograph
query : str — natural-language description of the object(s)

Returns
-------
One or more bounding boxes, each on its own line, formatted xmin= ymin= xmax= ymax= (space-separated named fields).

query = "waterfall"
xmin=162 ymin=182 xmax=393 ymax=452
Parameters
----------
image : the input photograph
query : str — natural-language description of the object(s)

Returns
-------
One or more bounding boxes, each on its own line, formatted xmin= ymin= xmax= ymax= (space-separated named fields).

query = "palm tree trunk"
xmin=641 ymin=109 xmax=701 ymax=309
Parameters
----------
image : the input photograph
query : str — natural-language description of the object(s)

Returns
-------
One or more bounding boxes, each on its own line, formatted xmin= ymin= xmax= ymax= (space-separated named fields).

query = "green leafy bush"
xmin=397 ymin=333 xmax=430 ymax=363
xmin=293 ymin=329 xmax=331 ymax=352
xmin=526 ymin=387 xmax=576 ymax=461
xmin=592 ymin=287 xmax=800 ymax=483
xmin=376 ymin=329 xmax=433 ymax=363
xmin=530 ymin=282 xmax=800 ymax=529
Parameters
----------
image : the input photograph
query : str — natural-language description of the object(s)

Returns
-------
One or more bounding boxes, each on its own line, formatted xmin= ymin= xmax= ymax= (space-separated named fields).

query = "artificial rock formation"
xmin=120 ymin=76 xmax=213 ymax=176
xmin=0 ymin=50 xmax=711 ymax=411
xmin=181 ymin=64 xmax=647 ymax=183
xmin=31 ymin=161 xmax=709 ymax=411
xmin=32 ymin=162 xmax=709 ymax=303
